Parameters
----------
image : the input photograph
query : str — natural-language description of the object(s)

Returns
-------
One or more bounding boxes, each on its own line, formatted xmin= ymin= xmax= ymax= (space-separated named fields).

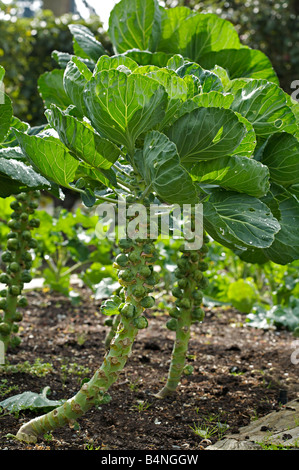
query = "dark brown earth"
xmin=0 ymin=287 xmax=298 ymax=450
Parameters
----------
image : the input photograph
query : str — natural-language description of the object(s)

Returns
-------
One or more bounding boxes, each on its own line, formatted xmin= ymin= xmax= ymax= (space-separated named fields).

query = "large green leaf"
xmin=83 ymin=69 xmax=168 ymax=153
xmin=46 ymin=105 xmax=121 ymax=170
xmin=0 ymin=154 xmax=51 ymax=192
xmin=120 ymin=50 xmax=172 ymax=67
xmin=230 ymin=79 xmax=296 ymax=137
xmin=176 ymin=62 xmax=223 ymax=93
xmin=68 ymin=24 xmax=106 ymax=61
xmin=38 ymin=69 xmax=72 ymax=110
xmin=0 ymin=387 xmax=64 ymax=413
xmin=186 ymin=154 xmax=270 ymax=197
xmin=166 ymin=107 xmax=246 ymax=162
xmin=160 ymin=12 xmax=240 ymax=62
xmin=63 ymin=57 xmax=92 ymax=116
xmin=14 ymin=129 xmax=79 ymax=188
xmin=260 ymin=132 xmax=299 ymax=188
xmin=263 ymin=185 xmax=299 ymax=264
xmin=203 ymin=189 xmax=280 ymax=250
xmin=230 ymin=112 xmax=257 ymax=158
xmin=94 ymin=55 xmax=139 ymax=74
xmin=0 ymin=94 xmax=13 ymax=142
xmin=157 ymin=6 xmax=197 ymax=54
xmin=198 ymin=47 xmax=279 ymax=85
xmin=135 ymin=130 xmax=198 ymax=204
xmin=134 ymin=68 xmax=189 ymax=130
xmin=108 ymin=0 xmax=161 ymax=53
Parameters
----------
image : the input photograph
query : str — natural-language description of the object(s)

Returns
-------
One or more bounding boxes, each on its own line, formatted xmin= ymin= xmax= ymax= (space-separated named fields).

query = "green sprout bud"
xmin=200 ymin=244 xmax=209 ymax=254
xmin=183 ymin=365 xmax=194 ymax=376
xmin=192 ymin=290 xmax=203 ymax=304
xmin=198 ymin=261 xmax=208 ymax=272
xmin=172 ymin=286 xmax=183 ymax=299
xmin=128 ymin=251 xmax=140 ymax=263
xmin=28 ymin=239 xmax=37 ymax=249
xmin=22 ymin=231 xmax=32 ymax=241
xmin=7 ymin=239 xmax=20 ymax=251
xmin=119 ymin=269 xmax=134 ymax=282
xmin=10 ymin=201 xmax=21 ymax=211
xmin=169 ymin=307 xmax=181 ymax=319
xmin=120 ymin=303 xmax=136 ymax=318
xmin=174 ymin=268 xmax=184 ymax=279
xmin=132 ymin=285 xmax=146 ymax=299
xmin=192 ymin=307 xmax=205 ymax=322
xmin=9 ymin=262 xmax=21 ymax=273
xmin=29 ymin=218 xmax=40 ymax=228
xmin=190 ymin=252 xmax=199 ymax=262
xmin=178 ymin=278 xmax=188 ymax=289
xmin=0 ymin=273 xmax=10 ymax=284
xmin=115 ymin=254 xmax=129 ymax=267
xmin=199 ymin=277 xmax=209 ymax=289
xmin=16 ymin=193 xmax=27 ymax=202
xmin=144 ymin=272 xmax=159 ymax=286
xmin=133 ymin=316 xmax=148 ymax=329
xmin=0 ymin=322 xmax=11 ymax=335
xmin=140 ymin=296 xmax=155 ymax=308
xmin=0 ymin=299 xmax=7 ymax=310
xmin=194 ymin=270 xmax=203 ymax=282
xmin=0 ymin=289 xmax=7 ymax=297
xmin=9 ymin=285 xmax=21 ymax=296
xmin=10 ymin=336 xmax=21 ymax=348
xmin=8 ymin=220 xmax=20 ymax=231
xmin=166 ymin=318 xmax=178 ymax=331
xmin=138 ymin=266 xmax=152 ymax=278
xmin=7 ymin=232 xmax=17 ymax=239
xmin=29 ymin=201 xmax=39 ymax=210
xmin=12 ymin=324 xmax=19 ymax=333
xmin=20 ymin=213 xmax=28 ymax=222
xmin=12 ymin=311 xmax=23 ymax=322
xmin=1 ymin=251 xmax=13 ymax=263
xmin=178 ymin=298 xmax=191 ymax=310
xmin=17 ymin=297 xmax=28 ymax=308
xmin=142 ymin=244 xmax=155 ymax=255
xmin=21 ymin=271 xmax=32 ymax=283
xmin=177 ymin=258 xmax=190 ymax=272
xmin=119 ymin=239 xmax=133 ymax=250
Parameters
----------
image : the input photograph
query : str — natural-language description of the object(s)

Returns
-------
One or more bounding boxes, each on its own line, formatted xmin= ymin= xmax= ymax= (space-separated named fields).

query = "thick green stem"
xmin=104 ymin=314 xmax=120 ymax=349
xmin=156 ymin=236 xmax=209 ymax=398
xmin=16 ymin=227 xmax=159 ymax=443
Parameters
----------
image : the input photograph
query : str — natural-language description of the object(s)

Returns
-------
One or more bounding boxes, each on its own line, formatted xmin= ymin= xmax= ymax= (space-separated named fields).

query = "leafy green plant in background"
xmin=1 ymin=0 xmax=297 ymax=442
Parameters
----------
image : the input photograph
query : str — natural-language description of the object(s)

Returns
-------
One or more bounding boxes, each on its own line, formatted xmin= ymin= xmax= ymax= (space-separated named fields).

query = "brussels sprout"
xmin=16 ymin=193 xmax=27 ymax=201
xmin=142 ymin=244 xmax=155 ymax=255
xmin=133 ymin=316 xmax=148 ymax=329
xmin=169 ymin=307 xmax=181 ymax=319
xmin=145 ymin=272 xmax=159 ymax=286
xmin=20 ymin=213 xmax=28 ymax=222
xmin=194 ymin=270 xmax=203 ymax=282
xmin=10 ymin=336 xmax=21 ymax=348
xmin=190 ymin=252 xmax=199 ymax=262
xmin=120 ymin=303 xmax=136 ymax=318
xmin=140 ymin=296 xmax=155 ymax=308
xmin=166 ymin=318 xmax=178 ymax=331
xmin=199 ymin=244 xmax=209 ymax=254
xmin=138 ymin=266 xmax=152 ymax=278
xmin=0 ymin=289 xmax=7 ymax=297
xmin=128 ymin=251 xmax=140 ymax=263
xmin=178 ymin=278 xmax=188 ymax=289
xmin=0 ymin=273 xmax=10 ymax=284
xmin=115 ymin=254 xmax=129 ymax=267
xmin=7 ymin=239 xmax=19 ymax=251
xmin=18 ymin=297 xmax=28 ymax=308
xmin=199 ymin=277 xmax=209 ymax=289
xmin=0 ymin=299 xmax=7 ymax=310
xmin=8 ymin=220 xmax=20 ymax=230
xmin=198 ymin=261 xmax=208 ymax=272
xmin=12 ymin=324 xmax=19 ymax=333
xmin=119 ymin=238 xmax=133 ymax=250
xmin=132 ymin=285 xmax=146 ymax=298
xmin=22 ymin=231 xmax=32 ymax=241
xmin=9 ymin=262 xmax=21 ymax=273
xmin=192 ymin=307 xmax=205 ymax=322
xmin=119 ymin=269 xmax=134 ymax=282
xmin=174 ymin=268 xmax=184 ymax=279
xmin=192 ymin=290 xmax=203 ymax=304
xmin=172 ymin=286 xmax=183 ymax=299
xmin=183 ymin=365 xmax=194 ymax=375
xmin=9 ymin=285 xmax=21 ymax=296
xmin=12 ymin=311 xmax=23 ymax=322
xmin=0 ymin=322 xmax=11 ymax=335
xmin=1 ymin=251 xmax=13 ymax=263
xmin=177 ymin=258 xmax=190 ymax=272
xmin=28 ymin=239 xmax=37 ymax=249
xmin=29 ymin=218 xmax=40 ymax=228
xmin=10 ymin=201 xmax=20 ymax=211
xmin=7 ymin=232 xmax=17 ymax=239
xmin=29 ymin=201 xmax=39 ymax=210
xmin=178 ymin=298 xmax=191 ymax=310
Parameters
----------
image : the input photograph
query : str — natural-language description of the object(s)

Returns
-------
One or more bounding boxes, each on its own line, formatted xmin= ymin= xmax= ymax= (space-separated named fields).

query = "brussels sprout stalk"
xmin=0 ymin=191 xmax=40 ymax=352
xmin=16 ymin=206 xmax=159 ymax=443
xmin=156 ymin=236 xmax=209 ymax=398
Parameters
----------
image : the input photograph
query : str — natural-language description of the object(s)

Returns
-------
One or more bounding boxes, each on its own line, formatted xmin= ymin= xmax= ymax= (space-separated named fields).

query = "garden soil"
xmin=0 ymin=287 xmax=298 ymax=450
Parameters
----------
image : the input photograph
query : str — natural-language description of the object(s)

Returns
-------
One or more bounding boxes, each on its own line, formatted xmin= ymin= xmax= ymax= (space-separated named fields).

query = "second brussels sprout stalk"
xmin=0 ymin=191 xmax=40 ymax=352
xmin=156 ymin=235 xmax=209 ymax=398
xmin=16 ymin=234 xmax=160 ymax=443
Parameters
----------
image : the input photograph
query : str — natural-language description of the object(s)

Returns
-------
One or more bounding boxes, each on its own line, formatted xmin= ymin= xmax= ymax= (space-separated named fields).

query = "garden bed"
xmin=0 ymin=286 xmax=298 ymax=450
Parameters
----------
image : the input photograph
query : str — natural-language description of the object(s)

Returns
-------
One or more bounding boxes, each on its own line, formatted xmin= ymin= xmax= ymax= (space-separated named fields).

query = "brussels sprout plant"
xmin=7 ymin=0 xmax=299 ymax=442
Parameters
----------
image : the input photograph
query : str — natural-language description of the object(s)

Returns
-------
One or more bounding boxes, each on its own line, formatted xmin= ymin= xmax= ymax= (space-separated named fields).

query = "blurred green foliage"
xmin=162 ymin=0 xmax=299 ymax=93
xmin=0 ymin=2 xmax=111 ymax=126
